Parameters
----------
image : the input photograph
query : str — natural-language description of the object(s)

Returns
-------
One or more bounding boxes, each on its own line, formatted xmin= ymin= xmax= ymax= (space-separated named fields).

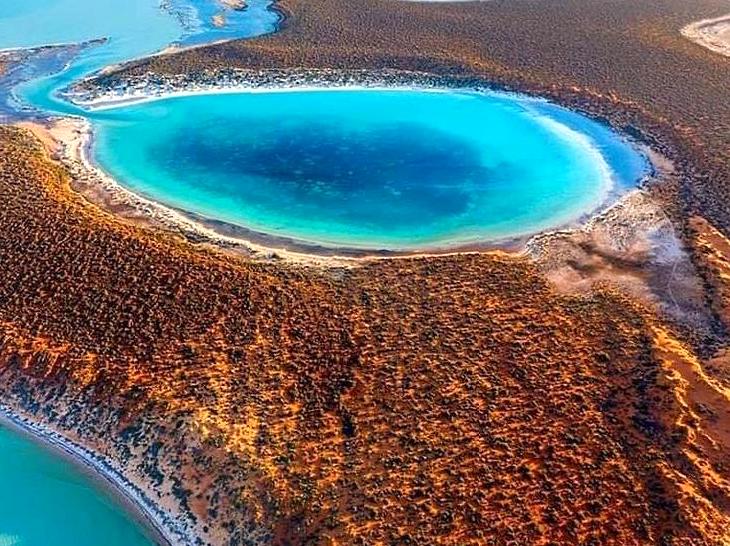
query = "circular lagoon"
xmin=93 ymin=88 xmax=648 ymax=250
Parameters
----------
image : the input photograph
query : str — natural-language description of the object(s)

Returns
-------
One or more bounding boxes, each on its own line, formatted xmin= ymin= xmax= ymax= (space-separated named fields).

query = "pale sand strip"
xmin=681 ymin=14 xmax=730 ymax=58
xmin=75 ymin=83 xmax=452 ymax=112
xmin=220 ymin=0 xmax=247 ymax=9
xmin=0 ymin=405 xmax=191 ymax=546
xmin=18 ymin=115 xmax=663 ymax=272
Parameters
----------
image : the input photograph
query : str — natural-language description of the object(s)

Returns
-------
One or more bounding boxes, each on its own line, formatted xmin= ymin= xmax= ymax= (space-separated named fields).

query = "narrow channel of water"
xmin=0 ymin=2 xmax=281 ymax=544
xmin=1 ymin=0 xmax=281 ymax=117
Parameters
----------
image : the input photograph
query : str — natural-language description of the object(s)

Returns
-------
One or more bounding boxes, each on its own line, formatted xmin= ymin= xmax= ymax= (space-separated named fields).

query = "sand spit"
xmin=0 ymin=405 xmax=192 ymax=546
xmin=682 ymin=14 xmax=730 ymax=57
xmin=69 ymin=67 xmax=510 ymax=109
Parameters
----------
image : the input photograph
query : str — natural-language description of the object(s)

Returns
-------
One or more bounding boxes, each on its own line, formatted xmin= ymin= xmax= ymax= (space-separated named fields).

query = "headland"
xmin=0 ymin=0 xmax=728 ymax=545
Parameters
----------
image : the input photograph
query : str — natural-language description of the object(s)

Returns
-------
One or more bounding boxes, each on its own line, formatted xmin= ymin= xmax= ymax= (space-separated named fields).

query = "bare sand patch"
xmin=682 ymin=14 xmax=730 ymax=57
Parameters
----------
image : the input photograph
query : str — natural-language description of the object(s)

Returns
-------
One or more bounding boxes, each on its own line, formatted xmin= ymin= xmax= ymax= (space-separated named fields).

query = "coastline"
xmin=99 ymin=0 xmax=287 ymax=78
xmin=681 ymin=14 xmax=730 ymax=57
xmin=46 ymin=69 xmax=657 ymax=263
xmin=76 ymin=81 xmax=456 ymax=111
xmin=0 ymin=404 xmax=192 ymax=546
xmin=70 ymin=67 xmax=555 ymax=108
xmin=29 ymin=116 xmax=372 ymax=266
xmin=0 ymin=39 xmax=107 ymax=121
xmin=26 ymin=110 xmax=653 ymax=266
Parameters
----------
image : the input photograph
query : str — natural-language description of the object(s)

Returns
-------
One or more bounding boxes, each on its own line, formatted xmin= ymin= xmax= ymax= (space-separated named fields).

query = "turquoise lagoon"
xmin=93 ymin=88 xmax=648 ymax=249
xmin=0 ymin=424 xmax=155 ymax=546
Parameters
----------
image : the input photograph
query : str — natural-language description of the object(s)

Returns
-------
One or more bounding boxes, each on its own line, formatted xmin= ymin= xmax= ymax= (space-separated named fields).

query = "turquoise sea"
xmin=0 ymin=424 xmax=155 ymax=546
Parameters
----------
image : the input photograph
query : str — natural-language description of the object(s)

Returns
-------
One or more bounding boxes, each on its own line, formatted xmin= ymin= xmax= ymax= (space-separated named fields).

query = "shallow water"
xmin=0 ymin=424 xmax=155 ymax=546
xmin=1 ymin=0 xmax=280 ymax=116
xmin=94 ymin=88 xmax=648 ymax=249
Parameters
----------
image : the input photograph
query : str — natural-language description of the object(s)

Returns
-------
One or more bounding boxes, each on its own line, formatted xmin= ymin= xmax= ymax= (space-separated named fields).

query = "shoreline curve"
xmin=681 ymin=14 xmax=730 ymax=57
xmin=60 ymin=73 xmax=652 ymax=259
xmin=0 ymin=405 xmax=189 ymax=546
xmin=20 ymin=108 xmax=657 ymax=266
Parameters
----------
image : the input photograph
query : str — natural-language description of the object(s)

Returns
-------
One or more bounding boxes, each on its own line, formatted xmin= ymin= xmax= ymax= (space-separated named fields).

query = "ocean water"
xmin=1 ymin=0 xmax=280 ymax=116
xmin=0 ymin=425 xmax=155 ymax=546
xmin=93 ymin=89 xmax=648 ymax=249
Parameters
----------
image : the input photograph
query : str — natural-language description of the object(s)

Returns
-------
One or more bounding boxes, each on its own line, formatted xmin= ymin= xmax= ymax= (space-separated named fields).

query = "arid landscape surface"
xmin=1 ymin=0 xmax=729 ymax=545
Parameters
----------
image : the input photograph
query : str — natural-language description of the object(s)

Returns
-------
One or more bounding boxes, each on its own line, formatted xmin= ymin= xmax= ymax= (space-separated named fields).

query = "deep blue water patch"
xmin=93 ymin=89 xmax=649 ymax=249
xmin=149 ymin=119 xmax=501 ymax=227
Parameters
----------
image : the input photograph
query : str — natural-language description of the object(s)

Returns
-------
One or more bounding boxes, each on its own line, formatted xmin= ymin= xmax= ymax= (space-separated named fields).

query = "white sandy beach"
xmin=681 ymin=14 xmax=730 ymax=57
xmin=73 ymin=80 xmax=453 ymax=111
